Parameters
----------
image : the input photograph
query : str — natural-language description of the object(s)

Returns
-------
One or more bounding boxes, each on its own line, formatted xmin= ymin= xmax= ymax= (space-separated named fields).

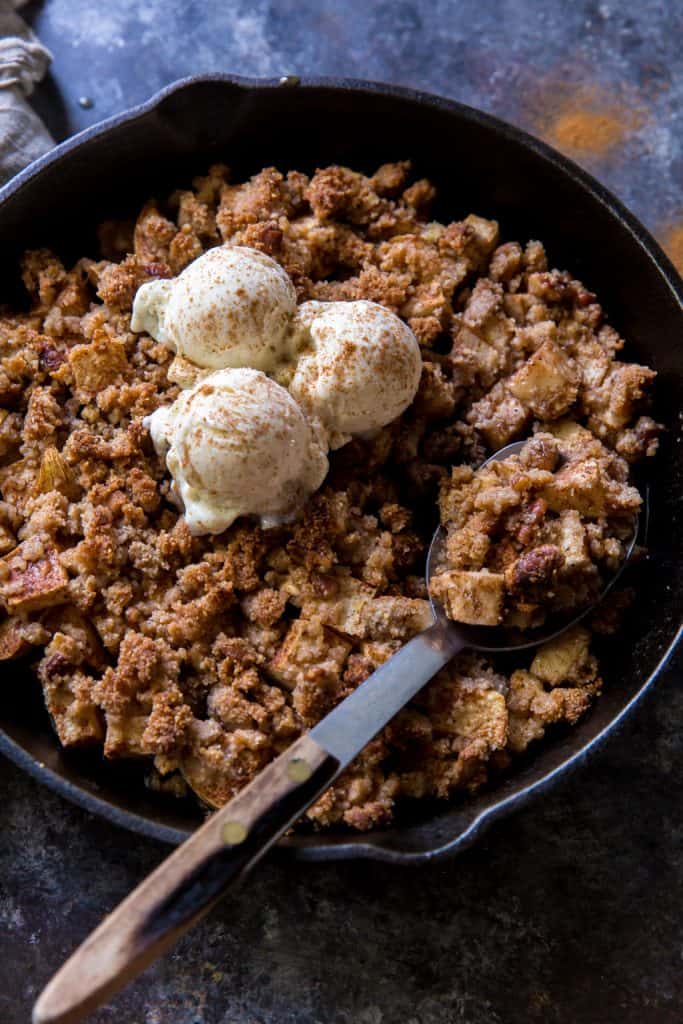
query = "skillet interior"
xmin=0 ymin=75 xmax=681 ymax=862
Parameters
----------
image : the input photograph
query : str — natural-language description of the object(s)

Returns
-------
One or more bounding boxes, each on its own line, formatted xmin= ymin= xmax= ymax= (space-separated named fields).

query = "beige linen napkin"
xmin=0 ymin=0 xmax=53 ymax=184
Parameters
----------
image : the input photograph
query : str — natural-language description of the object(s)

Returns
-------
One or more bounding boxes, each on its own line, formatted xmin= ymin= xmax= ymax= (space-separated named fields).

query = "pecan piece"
xmin=506 ymin=544 xmax=564 ymax=594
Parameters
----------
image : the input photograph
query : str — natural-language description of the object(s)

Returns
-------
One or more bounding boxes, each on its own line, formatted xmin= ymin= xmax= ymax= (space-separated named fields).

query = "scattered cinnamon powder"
xmin=548 ymin=107 xmax=629 ymax=157
xmin=660 ymin=224 xmax=683 ymax=276
xmin=527 ymin=82 xmax=646 ymax=161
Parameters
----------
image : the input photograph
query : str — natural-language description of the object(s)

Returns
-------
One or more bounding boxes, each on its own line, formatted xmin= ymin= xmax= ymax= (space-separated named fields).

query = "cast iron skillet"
xmin=0 ymin=75 xmax=681 ymax=863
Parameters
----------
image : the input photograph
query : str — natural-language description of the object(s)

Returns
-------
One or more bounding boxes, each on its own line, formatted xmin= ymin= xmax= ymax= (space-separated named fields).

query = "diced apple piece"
xmin=507 ymin=340 xmax=579 ymax=419
xmin=0 ymin=543 xmax=69 ymax=614
xmin=267 ymin=617 xmax=351 ymax=690
xmin=68 ymin=330 xmax=127 ymax=394
xmin=430 ymin=569 xmax=505 ymax=626
xmin=530 ymin=625 xmax=591 ymax=686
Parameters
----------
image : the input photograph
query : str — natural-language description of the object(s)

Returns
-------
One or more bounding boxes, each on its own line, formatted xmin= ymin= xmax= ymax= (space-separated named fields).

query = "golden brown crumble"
xmin=0 ymin=162 xmax=659 ymax=830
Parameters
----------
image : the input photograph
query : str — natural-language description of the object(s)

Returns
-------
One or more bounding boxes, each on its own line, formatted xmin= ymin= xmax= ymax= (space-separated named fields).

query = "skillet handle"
xmin=32 ymin=733 xmax=338 ymax=1024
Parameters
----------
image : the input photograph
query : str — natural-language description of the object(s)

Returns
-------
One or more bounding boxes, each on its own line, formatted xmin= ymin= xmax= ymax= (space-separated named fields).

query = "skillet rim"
xmin=0 ymin=73 xmax=681 ymax=863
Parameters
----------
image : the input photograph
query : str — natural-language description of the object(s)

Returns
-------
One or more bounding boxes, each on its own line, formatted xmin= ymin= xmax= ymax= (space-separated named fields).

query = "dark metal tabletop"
xmin=2 ymin=2 xmax=682 ymax=1022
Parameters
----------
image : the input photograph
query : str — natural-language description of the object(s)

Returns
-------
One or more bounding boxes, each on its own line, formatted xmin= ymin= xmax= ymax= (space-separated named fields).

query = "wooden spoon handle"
xmin=33 ymin=734 xmax=338 ymax=1024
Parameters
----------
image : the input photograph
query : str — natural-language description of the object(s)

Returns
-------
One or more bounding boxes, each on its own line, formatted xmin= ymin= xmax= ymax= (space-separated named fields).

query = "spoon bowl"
xmin=426 ymin=440 xmax=640 ymax=654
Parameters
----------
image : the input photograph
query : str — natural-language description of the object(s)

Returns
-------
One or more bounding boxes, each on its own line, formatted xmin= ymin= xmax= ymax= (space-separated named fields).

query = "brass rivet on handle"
xmin=222 ymin=821 xmax=248 ymax=846
xmin=279 ymin=75 xmax=300 ymax=87
xmin=287 ymin=758 xmax=313 ymax=783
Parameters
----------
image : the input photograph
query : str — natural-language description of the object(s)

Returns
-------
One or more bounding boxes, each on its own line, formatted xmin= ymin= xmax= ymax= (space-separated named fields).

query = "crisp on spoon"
xmin=33 ymin=440 xmax=638 ymax=1024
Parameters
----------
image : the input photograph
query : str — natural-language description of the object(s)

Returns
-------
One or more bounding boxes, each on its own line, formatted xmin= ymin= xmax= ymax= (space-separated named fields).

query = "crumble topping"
xmin=0 ymin=161 xmax=659 ymax=830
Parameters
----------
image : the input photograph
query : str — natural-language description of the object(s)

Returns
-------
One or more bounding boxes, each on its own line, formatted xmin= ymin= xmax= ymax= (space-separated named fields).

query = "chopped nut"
xmin=505 ymin=544 xmax=563 ymax=594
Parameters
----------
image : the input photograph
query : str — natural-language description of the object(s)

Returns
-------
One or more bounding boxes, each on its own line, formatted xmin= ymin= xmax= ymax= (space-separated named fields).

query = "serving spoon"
xmin=33 ymin=440 xmax=638 ymax=1024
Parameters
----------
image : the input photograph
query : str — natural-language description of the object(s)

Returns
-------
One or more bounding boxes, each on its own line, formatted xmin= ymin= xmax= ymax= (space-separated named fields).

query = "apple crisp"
xmin=0 ymin=162 xmax=660 ymax=830
xmin=431 ymin=428 xmax=640 ymax=628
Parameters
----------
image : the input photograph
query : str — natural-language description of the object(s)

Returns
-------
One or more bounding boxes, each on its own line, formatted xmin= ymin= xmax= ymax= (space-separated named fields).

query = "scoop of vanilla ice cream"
xmin=145 ymin=368 xmax=328 ymax=535
xmin=131 ymin=246 xmax=298 ymax=373
xmin=288 ymin=300 xmax=422 ymax=448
